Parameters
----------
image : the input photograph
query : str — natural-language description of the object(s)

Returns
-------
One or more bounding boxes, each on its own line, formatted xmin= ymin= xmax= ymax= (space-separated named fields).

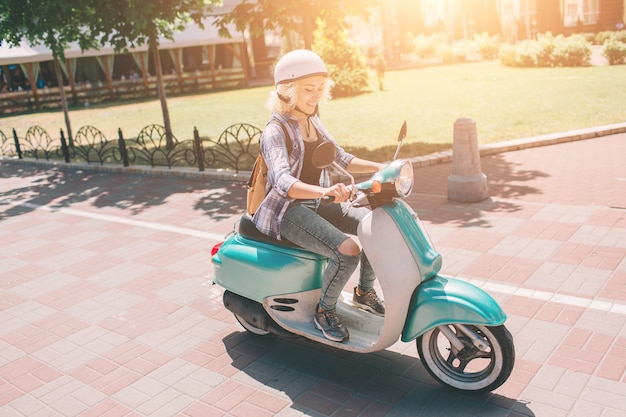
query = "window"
xmin=564 ymin=0 xmax=600 ymax=27
xmin=424 ymin=0 xmax=445 ymax=27
xmin=500 ymin=0 xmax=519 ymax=24
xmin=564 ymin=0 xmax=580 ymax=27
xmin=519 ymin=0 xmax=537 ymax=23
xmin=583 ymin=0 xmax=600 ymax=25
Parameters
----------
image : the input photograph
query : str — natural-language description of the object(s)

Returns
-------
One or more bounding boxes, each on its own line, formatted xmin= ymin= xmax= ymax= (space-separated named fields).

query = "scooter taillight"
xmin=211 ymin=242 xmax=223 ymax=257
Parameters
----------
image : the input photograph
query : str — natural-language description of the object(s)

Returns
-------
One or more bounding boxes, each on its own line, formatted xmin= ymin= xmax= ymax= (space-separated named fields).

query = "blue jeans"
xmin=280 ymin=201 xmax=376 ymax=311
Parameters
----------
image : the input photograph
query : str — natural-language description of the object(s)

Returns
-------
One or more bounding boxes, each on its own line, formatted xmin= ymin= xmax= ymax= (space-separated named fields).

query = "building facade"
xmin=346 ymin=0 xmax=623 ymax=63
xmin=1 ymin=14 xmax=247 ymax=115
xmin=1 ymin=0 xmax=624 ymax=115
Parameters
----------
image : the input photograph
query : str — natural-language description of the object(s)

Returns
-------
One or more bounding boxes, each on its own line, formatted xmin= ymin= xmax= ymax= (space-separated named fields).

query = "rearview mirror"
xmin=393 ymin=120 xmax=407 ymax=160
xmin=397 ymin=120 xmax=407 ymax=142
xmin=312 ymin=142 xmax=336 ymax=169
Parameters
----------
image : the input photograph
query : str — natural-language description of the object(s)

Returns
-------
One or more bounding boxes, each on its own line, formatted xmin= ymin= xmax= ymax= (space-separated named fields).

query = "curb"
xmin=3 ymin=123 xmax=625 ymax=181
xmin=0 ymin=158 xmax=252 ymax=183
xmin=406 ymin=122 xmax=626 ymax=167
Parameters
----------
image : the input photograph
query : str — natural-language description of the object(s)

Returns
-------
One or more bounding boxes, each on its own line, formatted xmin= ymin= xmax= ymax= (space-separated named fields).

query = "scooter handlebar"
xmin=321 ymin=184 xmax=356 ymax=205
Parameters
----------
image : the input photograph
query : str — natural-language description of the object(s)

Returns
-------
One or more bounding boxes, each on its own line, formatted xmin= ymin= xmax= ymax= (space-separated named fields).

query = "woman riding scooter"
xmin=214 ymin=83 xmax=515 ymax=392
xmin=252 ymin=49 xmax=384 ymax=342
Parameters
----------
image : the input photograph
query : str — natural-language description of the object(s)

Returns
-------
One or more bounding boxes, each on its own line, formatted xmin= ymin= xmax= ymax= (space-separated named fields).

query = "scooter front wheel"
xmin=234 ymin=314 xmax=271 ymax=336
xmin=417 ymin=324 xmax=514 ymax=393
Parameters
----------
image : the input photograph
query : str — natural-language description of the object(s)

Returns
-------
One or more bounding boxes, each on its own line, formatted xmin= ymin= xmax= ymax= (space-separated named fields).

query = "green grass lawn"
xmin=2 ymin=60 xmax=625 ymax=162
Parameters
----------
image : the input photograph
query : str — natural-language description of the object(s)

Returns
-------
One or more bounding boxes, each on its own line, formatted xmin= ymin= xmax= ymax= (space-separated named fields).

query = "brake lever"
xmin=345 ymin=190 xmax=368 ymax=211
xmin=322 ymin=184 xmax=355 ymax=206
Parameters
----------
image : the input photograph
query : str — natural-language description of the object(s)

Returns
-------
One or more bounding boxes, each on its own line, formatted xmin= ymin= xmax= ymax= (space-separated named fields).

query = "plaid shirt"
xmin=251 ymin=112 xmax=354 ymax=239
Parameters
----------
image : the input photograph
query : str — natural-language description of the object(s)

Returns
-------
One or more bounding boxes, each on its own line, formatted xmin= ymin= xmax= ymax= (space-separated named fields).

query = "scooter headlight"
xmin=394 ymin=160 xmax=414 ymax=197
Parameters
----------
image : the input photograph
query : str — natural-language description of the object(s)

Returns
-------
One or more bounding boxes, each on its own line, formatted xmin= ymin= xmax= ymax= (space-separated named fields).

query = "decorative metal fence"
xmin=0 ymin=123 xmax=262 ymax=173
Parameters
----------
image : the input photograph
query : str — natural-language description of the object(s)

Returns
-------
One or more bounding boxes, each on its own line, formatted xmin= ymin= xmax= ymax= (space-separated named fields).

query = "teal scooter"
xmin=211 ymin=122 xmax=515 ymax=393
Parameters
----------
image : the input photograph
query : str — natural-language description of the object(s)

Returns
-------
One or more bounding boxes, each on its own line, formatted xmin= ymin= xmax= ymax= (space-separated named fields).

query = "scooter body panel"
xmin=359 ymin=200 xmax=506 ymax=344
xmin=213 ymin=235 xmax=327 ymax=303
xmin=356 ymin=204 xmax=425 ymax=350
xmin=401 ymin=275 xmax=507 ymax=342
xmin=380 ymin=200 xmax=442 ymax=279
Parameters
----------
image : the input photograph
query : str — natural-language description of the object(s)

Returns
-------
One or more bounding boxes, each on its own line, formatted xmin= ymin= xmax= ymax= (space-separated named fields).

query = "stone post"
xmin=447 ymin=117 xmax=488 ymax=202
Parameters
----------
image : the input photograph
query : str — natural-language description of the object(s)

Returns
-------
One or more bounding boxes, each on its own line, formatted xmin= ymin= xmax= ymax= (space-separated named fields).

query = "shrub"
xmin=498 ymin=44 xmax=518 ymax=66
xmin=435 ymin=43 xmax=454 ymax=63
xmin=516 ymin=40 xmax=540 ymax=67
xmin=323 ymin=63 xmax=367 ymax=96
xmin=312 ymin=20 xmax=369 ymax=97
xmin=595 ymin=31 xmax=615 ymax=45
xmin=596 ymin=30 xmax=626 ymax=44
xmin=500 ymin=33 xmax=591 ymax=67
xmin=552 ymin=34 xmax=591 ymax=66
xmin=452 ymin=39 xmax=480 ymax=61
xmin=602 ymin=36 xmax=626 ymax=65
xmin=615 ymin=31 xmax=626 ymax=43
xmin=579 ymin=32 xmax=596 ymax=44
xmin=473 ymin=32 xmax=501 ymax=59
xmin=414 ymin=33 xmax=446 ymax=60
xmin=413 ymin=32 xmax=504 ymax=63
xmin=534 ymin=33 xmax=556 ymax=66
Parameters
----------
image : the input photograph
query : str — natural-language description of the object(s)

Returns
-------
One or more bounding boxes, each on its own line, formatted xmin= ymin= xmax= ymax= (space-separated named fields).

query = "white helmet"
xmin=274 ymin=49 xmax=328 ymax=85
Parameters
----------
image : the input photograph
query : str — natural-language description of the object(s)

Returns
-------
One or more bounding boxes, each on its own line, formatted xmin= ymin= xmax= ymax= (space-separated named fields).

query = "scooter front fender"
xmin=401 ymin=275 xmax=506 ymax=342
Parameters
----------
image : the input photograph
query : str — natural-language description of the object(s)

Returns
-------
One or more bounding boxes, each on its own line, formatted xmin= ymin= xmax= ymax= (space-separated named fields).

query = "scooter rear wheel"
xmin=234 ymin=314 xmax=271 ymax=336
xmin=417 ymin=324 xmax=514 ymax=393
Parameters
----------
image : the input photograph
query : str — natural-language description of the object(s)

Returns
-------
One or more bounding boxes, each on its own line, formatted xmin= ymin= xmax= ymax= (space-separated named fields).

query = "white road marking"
xmin=465 ymin=278 xmax=626 ymax=316
xmin=3 ymin=198 xmax=625 ymax=316
xmin=0 ymin=198 xmax=228 ymax=241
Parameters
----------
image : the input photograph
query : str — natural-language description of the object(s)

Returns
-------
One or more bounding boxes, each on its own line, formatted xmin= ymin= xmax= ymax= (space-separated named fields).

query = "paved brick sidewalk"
xmin=0 ymin=132 xmax=624 ymax=417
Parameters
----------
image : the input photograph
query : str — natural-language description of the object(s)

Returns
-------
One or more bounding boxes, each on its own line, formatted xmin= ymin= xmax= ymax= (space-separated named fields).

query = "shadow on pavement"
xmin=407 ymin=152 xmax=551 ymax=228
xmin=1 ymin=145 xmax=552 ymax=230
xmin=0 ymin=163 xmax=246 ymax=222
xmin=482 ymin=154 xmax=548 ymax=200
xmin=222 ymin=331 xmax=535 ymax=417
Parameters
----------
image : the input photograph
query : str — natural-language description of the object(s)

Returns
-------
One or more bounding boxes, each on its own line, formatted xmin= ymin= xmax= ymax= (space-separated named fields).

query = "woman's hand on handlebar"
xmin=322 ymin=183 xmax=351 ymax=203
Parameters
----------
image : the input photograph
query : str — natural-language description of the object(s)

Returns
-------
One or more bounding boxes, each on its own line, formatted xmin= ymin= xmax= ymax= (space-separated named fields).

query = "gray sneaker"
xmin=352 ymin=287 xmax=385 ymax=316
xmin=314 ymin=305 xmax=349 ymax=342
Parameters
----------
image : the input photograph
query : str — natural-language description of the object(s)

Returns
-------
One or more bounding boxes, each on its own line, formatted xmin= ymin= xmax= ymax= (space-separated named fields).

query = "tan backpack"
xmin=246 ymin=121 xmax=291 ymax=216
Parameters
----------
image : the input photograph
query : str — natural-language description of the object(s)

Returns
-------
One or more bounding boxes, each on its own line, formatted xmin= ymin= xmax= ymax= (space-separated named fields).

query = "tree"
xmin=0 ymin=0 xmax=101 ymax=142
xmin=94 ymin=0 xmax=220 ymax=149
xmin=1 ymin=0 xmax=220 ymax=149
xmin=214 ymin=0 xmax=376 ymax=50
xmin=312 ymin=19 xmax=369 ymax=97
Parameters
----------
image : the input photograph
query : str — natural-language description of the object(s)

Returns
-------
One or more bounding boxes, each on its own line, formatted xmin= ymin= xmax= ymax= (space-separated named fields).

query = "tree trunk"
xmin=251 ymin=17 xmax=270 ymax=79
xmin=149 ymin=32 xmax=174 ymax=150
xmin=53 ymin=56 xmax=73 ymax=144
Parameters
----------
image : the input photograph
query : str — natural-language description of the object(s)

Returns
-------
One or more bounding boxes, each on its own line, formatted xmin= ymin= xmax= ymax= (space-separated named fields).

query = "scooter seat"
xmin=238 ymin=214 xmax=299 ymax=248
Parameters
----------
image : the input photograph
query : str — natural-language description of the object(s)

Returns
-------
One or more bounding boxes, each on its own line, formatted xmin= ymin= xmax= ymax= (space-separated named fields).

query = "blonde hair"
xmin=266 ymin=77 xmax=334 ymax=114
